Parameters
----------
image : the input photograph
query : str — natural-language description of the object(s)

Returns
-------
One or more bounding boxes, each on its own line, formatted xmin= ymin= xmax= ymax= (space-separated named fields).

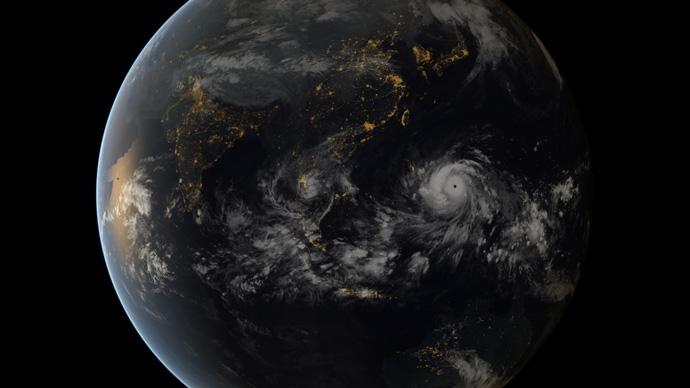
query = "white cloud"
xmin=552 ymin=176 xmax=578 ymax=203
xmin=448 ymin=350 xmax=501 ymax=388
xmin=361 ymin=253 xmax=390 ymax=278
xmin=139 ymin=242 xmax=175 ymax=291
xmin=529 ymin=269 xmax=576 ymax=302
xmin=428 ymin=0 xmax=515 ymax=82
xmin=120 ymin=167 xmax=152 ymax=217
xmin=407 ymin=252 xmax=430 ymax=276
xmin=339 ymin=245 xmax=368 ymax=267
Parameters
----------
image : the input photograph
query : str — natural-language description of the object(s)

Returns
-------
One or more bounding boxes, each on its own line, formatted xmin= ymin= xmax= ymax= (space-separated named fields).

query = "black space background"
xmin=26 ymin=0 xmax=667 ymax=387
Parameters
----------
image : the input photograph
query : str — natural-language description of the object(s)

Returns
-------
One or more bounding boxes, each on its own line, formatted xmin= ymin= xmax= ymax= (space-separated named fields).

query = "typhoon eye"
xmin=443 ymin=174 xmax=467 ymax=201
xmin=418 ymin=163 xmax=471 ymax=215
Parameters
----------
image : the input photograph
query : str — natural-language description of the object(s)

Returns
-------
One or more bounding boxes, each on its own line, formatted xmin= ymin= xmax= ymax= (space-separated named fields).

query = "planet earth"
xmin=96 ymin=0 xmax=592 ymax=387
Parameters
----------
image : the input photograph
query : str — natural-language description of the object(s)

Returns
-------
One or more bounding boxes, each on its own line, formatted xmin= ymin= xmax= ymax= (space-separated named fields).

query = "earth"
xmin=96 ymin=0 xmax=592 ymax=387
